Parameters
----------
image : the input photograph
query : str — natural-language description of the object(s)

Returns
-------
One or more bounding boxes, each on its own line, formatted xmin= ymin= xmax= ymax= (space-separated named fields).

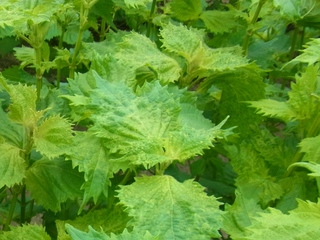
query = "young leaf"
xmin=1 ymin=224 xmax=50 ymax=240
xmin=118 ymin=175 xmax=224 ymax=239
xmin=244 ymin=199 xmax=320 ymax=239
xmin=0 ymin=139 xmax=26 ymax=188
xmin=33 ymin=115 xmax=73 ymax=159
xmin=25 ymin=157 xmax=84 ymax=212
xmin=0 ymin=80 xmax=45 ymax=128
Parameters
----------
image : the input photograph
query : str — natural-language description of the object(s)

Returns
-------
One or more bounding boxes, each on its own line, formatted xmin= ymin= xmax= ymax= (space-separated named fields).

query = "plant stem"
xmin=3 ymin=188 xmax=19 ymax=231
xmin=146 ymin=0 xmax=157 ymax=38
xmin=242 ymin=0 xmax=266 ymax=55
xmin=35 ymin=46 xmax=43 ymax=100
xmin=118 ymin=170 xmax=132 ymax=185
xmin=56 ymin=27 xmax=66 ymax=88
xmin=99 ymin=18 xmax=106 ymax=41
xmin=20 ymin=185 xmax=27 ymax=225
xmin=289 ymin=26 xmax=299 ymax=60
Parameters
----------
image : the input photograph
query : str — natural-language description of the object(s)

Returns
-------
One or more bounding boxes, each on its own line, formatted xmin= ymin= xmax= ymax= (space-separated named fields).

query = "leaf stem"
xmin=289 ymin=25 xmax=299 ymax=60
xmin=242 ymin=0 xmax=266 ymax=55
xmin=20 ymin=185 xmax=27 ymax=225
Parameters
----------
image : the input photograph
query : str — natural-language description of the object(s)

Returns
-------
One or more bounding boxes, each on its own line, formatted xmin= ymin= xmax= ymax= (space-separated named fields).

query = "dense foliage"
xmin=0 ymin=0 xmax=320 ymax=239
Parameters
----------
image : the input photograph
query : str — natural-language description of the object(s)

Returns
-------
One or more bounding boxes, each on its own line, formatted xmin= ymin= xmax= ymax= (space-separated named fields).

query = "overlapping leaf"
xmin=66 ymin=225 xmax=159 ymax=240
xmin=0 ymin=138 xmax=26 ymax=188
xmin=25 ymin=157 xmax=84 ymax=212
xmin=299 ymin=135 xmax=320 ymax=163
xmin=67 ymin=131 xmax=114 ymax=209
xmin=118 ymin=175 xmax=223 ymax=239
xmin=244 ymin=199 xmax=320 ymax=239
xmin=249 ymin=65 xmax=319 ymax=122
xmin=33 ymin=115 xmax=73 ymax=159
xmin=1 ymin=224 xmax=51 ymax=240
xmin=170 ymin=0 xmax=202 ymax=22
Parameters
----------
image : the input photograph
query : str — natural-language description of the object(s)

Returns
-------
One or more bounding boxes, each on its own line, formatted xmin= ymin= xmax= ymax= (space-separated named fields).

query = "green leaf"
xmin=118 ymin=175 xmax=223 ymax=239
xmin=0 ymin=81 xmax=44 ymax=128
xmin=160 ymin=23 xmax=206 ymax=61
xmin=68 ymin=132 xmax=113 ymax=209
xmin=25 ymin=157 xmax=84 ymax=212
xmin=56 ymin=205 xmax=131 ymax=238
xmin=1 ymin=224 xmax=50 ymax=240
xmin=289 ymin=162 xmax=320 ymax=177
xmin=0 ymin=139 xmax=26 ymax=188
xmin=170 ymin=0 xmax=203 ymax=22
xmin=299 ymin=135 xmax=320 ymax=163
xmin=200 ymin=9 xmax=241 ymax=34
xmin=273 ymin=0 xmax=302 ymax=21
xmin=249 ymin=65 xmax=319 ymax=122
xmin=0 ymin=107 xmax=23 ymax=148
xmin=285 ymin=38 xmax=320 ymax=67
xmin=66 ymin=225 xmax=159 ymax=240
xmin=244 ymin=199 xmax=320 ymax=239
xmin=33 ymin=115 xmax=73 ymax=159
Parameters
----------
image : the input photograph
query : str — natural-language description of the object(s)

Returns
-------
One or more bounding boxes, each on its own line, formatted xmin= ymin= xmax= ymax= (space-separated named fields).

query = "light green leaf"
xmin=225 ymin=143 xmax=284 ymax=207
xmin=244 ymin=199 xmax=320 ymax=240
xmin=273 ymin=0 xmax=302 ymax=21
xmin=160 ymin=23 xmax=206 ymax=61
xmin=249 ymin=65 xmax=319 ymax=122
xmin=66 ymin=225 xmax=159 ymax=240
xmin=1 ymin=81 xmax=45 ymax=128
xmin=68 ymin=132 xmax=113 ymax=209
xmin=170 ymin=0 xmax=203 ymax=22
xmin=249 ymin=99 xmax=295 ymax=121
xmin=33 ymin=115 xmax=73 ymax=159
xmin=289 ymin=162 xmax=320 ymax=177
xmin=117 ymin=32 xmax=181 ymax=84
xmin=25 ymin=157 xmax=84 ymax=212
xmin=285 ymin=38 xmax=320 ymax=67
xmin=0 ymin=107 xmax=23 ymax=148
xmin=0 ymin=139 xmax=26 ymax=188
xmin=1 ymin=224 xmax=50 ymax=240
xmin=200 ymin=10 xmax=241 ymax=34
xmin=57 ymin=205 xmax=131 ymax=239
xmin=299 ymin=135 xmax=320 ymax=163
xmin=118 ymin=175 xmax=223 ymax=239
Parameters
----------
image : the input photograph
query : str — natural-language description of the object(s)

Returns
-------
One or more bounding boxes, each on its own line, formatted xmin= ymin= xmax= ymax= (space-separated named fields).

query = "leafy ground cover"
xmin=0 ymin=0 xmax=320 ymax=239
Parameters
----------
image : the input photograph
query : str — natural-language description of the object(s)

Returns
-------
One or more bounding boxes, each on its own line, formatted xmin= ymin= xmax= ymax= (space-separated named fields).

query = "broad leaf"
xmin=170 ymin=0 xmax=203 ymax=22
xmin=25 ymin=158 xmax=84 ymax=212
xmin=33 ymin=115 xmax=73 ymax=159
xmin=244 ymin=199 xmax=320 ymax=239
xmin=0 ymin=107 xmax=23 ymax=148
xmin=299 ymin=135 xmax=320 ymax=163
xmin=67 ymin=132 xmax=113 ymax=209
xmin=1 ymin=224 xmax=50 ymax=240
xmin=56 ymin=205 xmax=131 ymax=238
xmin=66 ymin=225 xmax=159 ymax=240
xmin=1 ymin=82 xmax=44 ymax=128
xmin=200 ymin=10 xmax=241 ymax=34
xmin=285 ymin=38 xmax=320 ymax=67
xmin=273 ymin=0 xmax=302 ymax=21
xmin=0 ymin=139 xmax=26 ymax=188
xmin=289 ymin=162 xmax=320 ymax=178
xmin=118 ymin=175 xmax=224 ymax=239
xmin=249 ymin=65 xmax=319 ymax=122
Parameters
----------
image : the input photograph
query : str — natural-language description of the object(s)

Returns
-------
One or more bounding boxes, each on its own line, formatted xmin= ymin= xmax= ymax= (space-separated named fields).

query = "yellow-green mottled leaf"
xmin=33 ymin=115 xmax=73 ymax=159
xmin=0 ymin=139 xmax=26 ymax=188
xmin=25 ymin=158 xmax=84 ymax=212
xmin=118 ymin=175 xmax=223 ymax=239
xmin=1 ymin=224 xmax=50 ymax=240
xmin=244 ymin=199 xmax=320 ymax=239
